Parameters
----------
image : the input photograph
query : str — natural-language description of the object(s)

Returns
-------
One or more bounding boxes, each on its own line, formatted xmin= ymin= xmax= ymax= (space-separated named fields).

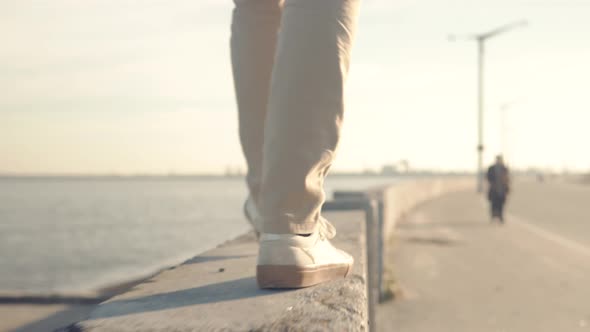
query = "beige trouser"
xmin=231 ymin=0 xmax=360 ymax=234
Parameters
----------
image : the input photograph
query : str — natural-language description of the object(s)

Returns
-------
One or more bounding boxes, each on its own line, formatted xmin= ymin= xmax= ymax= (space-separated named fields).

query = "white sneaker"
xmin=243 ymin=197 xmax=262 ymax=237
xmin=256 ymin=218 xmax=353 ymax=289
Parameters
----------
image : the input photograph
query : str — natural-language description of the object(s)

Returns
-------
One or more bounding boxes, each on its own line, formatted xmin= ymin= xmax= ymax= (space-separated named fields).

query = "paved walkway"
xmin=378 ymin=181 xmax=590 ymax=332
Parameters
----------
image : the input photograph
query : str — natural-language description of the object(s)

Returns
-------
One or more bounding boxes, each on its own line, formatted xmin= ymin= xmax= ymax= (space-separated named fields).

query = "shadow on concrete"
xmin=11 ymin=305 xmax=96 ymax=332
xmin=84 ymin=277 xmax=282 ymax=320
xmin=401 ymin=236 xmax=459 ymax=246
xmin=397 ymin=220 xmax=490 ymax=229
xmin=183 ymin=255 xmax=254 ymax=265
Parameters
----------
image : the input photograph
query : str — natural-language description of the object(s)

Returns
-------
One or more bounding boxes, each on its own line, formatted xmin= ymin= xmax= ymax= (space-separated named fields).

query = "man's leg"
xmin=490 ymin=197 xmax=499 ymax=221
xmin=490 ymin=200 xmax=496 ymax=222
xmin=498 ymin=197 xmax=506 ymax=223
xmin=259 ymin=0 xmax=361 ymax=234
xmin=231 ymin=0 xmax=283 ymax=203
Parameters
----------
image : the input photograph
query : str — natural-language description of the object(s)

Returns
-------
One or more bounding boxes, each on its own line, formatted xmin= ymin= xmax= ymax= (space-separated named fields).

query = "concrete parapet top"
xmin=67 ymin=210 xmax=367 ymax=332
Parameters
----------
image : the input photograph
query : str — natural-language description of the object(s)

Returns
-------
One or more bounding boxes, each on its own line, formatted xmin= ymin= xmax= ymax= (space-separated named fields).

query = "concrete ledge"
xmin=374 ymin=178 xmax=473 ymax=239
xmin=66 ymin=210 xmax=367 ymax=332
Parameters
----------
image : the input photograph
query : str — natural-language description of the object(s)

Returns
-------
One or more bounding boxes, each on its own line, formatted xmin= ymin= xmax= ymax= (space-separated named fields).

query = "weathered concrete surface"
xmin=68 ymin=210 xmax=367 ymax=332
xmin=378 ymin=184 xmax=590 ymax=332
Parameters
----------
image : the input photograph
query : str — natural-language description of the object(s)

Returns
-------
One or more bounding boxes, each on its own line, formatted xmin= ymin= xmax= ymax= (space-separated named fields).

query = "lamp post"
xmin=450 ymin=20 xmax=527 ymax=193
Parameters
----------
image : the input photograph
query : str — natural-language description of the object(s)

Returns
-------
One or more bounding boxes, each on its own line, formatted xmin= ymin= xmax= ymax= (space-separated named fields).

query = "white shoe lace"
xmin=318 ymin=216 xmax=336 ymax=240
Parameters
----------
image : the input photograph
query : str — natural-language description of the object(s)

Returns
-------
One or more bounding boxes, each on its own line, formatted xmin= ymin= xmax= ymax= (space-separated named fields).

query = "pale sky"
xmin=1 ymin=0 xmax=589 ymax=174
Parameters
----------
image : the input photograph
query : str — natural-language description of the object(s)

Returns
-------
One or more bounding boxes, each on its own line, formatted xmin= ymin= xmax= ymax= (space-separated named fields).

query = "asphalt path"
xmin=378 ymin=180 xmax=590 ymax=332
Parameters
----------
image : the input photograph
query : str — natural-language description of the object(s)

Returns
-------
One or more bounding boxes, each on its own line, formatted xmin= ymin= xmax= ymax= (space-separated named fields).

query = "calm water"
xmin=0 ymin=176 xmax=397 ymax=294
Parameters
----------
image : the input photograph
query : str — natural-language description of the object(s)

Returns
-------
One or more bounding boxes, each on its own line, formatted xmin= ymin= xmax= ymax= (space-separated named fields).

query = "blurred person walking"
xmin=486 ymin=155 xmax=510 ymax=223
xmin=230 ymin=0 xmax=361 ymax=288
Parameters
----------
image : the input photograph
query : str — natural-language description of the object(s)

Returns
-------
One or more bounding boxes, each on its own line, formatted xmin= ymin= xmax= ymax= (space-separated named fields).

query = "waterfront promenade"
xmin=378 ymin=180 xmax=590 ymax=331
xmin=4 ymin=178 xmax=590 ymax=331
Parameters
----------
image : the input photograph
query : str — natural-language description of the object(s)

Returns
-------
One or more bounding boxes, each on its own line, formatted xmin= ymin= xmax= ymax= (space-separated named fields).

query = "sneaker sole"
xmin=257 ymin=263 xmax=352 ymax=289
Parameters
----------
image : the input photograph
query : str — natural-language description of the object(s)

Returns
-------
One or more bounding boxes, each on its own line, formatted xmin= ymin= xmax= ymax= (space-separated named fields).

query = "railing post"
xmin=325 ymin=191 xmax=383 ymax=332
xmin=376 ymin=199 xmax=385 ymax=302
xmin=364 ymin=199 xmax=378 ymax=332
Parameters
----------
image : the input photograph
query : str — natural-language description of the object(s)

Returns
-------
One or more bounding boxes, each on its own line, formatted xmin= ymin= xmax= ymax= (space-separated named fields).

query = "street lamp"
xmin=449 ymin=20 xmax=527 ymax=193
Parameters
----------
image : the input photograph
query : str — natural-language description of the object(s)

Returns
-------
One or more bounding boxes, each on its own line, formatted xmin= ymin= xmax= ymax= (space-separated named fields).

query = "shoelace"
xmin=318 ymin=216 xmax=336 ymax=240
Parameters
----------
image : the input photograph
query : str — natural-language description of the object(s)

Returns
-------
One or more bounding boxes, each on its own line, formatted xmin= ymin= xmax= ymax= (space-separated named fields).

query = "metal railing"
xmin=323 ymin=191 xmax=384 ymax=332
